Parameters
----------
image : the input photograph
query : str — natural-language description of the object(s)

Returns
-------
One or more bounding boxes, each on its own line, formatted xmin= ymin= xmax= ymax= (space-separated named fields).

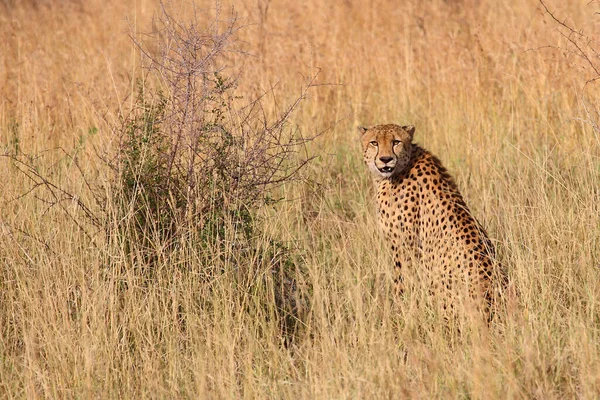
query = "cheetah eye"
xmin=369 ymin=141 xmax=378 ymax=147
xmin=392 ymin=140 xmax=401 ymax=146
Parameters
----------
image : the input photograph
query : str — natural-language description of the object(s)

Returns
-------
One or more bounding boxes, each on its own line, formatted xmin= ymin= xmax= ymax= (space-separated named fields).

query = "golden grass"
xmin=2 ymin=0 xmax=600 ymax=398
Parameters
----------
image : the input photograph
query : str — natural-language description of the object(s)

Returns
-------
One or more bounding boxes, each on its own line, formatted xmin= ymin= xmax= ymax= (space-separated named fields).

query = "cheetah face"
xmin=358 ymin=124 xmax=415 ymax=180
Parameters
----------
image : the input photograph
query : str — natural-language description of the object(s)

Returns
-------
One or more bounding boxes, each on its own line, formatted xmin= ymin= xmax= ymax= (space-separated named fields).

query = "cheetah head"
xmin=358 ymin=124 xmax=415 ymax=180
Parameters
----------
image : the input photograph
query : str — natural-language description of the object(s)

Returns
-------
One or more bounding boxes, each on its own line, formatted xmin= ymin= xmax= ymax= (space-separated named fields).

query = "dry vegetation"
xmin=1 ymin=0 xmax=600 ymax=398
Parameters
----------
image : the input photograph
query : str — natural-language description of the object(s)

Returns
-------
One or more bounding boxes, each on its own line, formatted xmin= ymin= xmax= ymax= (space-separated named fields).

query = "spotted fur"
xmin=359 ymin=123 xmax=503 ymax=316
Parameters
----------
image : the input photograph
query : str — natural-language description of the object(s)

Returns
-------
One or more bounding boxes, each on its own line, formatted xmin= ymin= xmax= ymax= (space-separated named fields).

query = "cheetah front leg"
xmin=391 ymin=229 xmax=420 ymax=296
xmin=393 ymin=255 xmax=407 ymax=295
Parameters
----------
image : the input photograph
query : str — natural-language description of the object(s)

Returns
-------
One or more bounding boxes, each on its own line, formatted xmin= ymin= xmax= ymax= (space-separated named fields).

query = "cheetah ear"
xmin=402 ymin=125 xmax=415 ymax=139
xmin=357 ymin=126 xmax=368 ymax=136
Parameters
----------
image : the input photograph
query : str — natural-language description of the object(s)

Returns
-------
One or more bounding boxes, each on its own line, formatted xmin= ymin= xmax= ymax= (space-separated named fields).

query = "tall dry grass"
xmin=1 ymin=0 xmax=600 ymax=398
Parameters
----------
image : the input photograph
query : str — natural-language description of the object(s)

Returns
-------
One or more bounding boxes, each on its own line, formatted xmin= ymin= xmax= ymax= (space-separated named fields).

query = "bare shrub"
xmin=112 ymin=3 xmax=316 ymax=256
xmin=117 ymin=3 xmax=318 ymax=341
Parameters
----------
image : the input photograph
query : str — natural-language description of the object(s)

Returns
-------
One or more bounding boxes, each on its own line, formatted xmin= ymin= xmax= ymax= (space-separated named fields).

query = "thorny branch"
xmin=539 ymin=0 xmax=600 ymax=79
xmin=540 ymin=0 xmax=600 ymax=141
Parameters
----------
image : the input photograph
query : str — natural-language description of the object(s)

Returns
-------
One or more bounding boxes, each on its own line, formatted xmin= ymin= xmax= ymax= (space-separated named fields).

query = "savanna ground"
xmin=1 ymin=0 xmax=600 ymax=398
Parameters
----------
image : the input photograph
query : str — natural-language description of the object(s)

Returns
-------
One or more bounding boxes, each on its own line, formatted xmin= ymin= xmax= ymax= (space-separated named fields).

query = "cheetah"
xmin=359 ymin=123 xmax=504 ymax=317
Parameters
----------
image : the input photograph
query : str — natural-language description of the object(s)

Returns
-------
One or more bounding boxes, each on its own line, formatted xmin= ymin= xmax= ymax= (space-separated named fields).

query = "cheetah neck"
xmin=376 ymin=144 xmax=462 ymax=199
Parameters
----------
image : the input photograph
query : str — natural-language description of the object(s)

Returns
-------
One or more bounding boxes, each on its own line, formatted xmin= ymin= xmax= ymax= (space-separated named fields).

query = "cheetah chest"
xmin=376 ymin=177 xmax=421 ymax=257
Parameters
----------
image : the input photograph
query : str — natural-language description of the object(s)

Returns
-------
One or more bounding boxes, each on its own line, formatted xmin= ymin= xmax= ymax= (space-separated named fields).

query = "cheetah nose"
xmin=379 ymin=156 xmax=393 ymax=163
